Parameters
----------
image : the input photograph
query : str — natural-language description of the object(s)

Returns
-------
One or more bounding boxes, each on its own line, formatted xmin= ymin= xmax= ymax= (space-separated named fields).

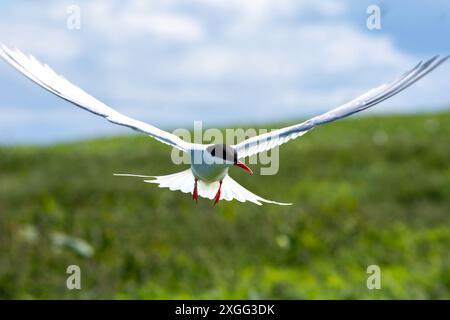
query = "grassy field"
xmin=0 ymin=112 xmax=449 ymax=299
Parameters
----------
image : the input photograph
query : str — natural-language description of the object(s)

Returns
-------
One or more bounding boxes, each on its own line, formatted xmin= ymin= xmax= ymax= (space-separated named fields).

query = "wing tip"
xmin=0 ymin=43 xmax=10 ymax=59
xmin=438 ymin=54 xmax=450 ymax=64
xmin=113 ymin=173 xmax=155 ymax=178
xmin=264 ymin=200 xmax=293 ymax=206
xmin=423 ymin=54 xmax=450 ymax=69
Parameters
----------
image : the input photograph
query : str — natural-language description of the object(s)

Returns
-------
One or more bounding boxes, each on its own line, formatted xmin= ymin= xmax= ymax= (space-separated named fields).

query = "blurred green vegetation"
xmin=0 ymin=112 xmax=449 ymax=299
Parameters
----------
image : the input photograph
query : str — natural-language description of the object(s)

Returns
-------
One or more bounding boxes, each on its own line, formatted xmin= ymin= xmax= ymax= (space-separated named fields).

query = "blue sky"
xmin=0 ymin=0 xmax=449 ymax=144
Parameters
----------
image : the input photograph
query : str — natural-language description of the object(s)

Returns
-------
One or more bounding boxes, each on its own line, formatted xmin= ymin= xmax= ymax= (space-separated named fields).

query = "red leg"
xmin=214 ymin=180 xmax=223 ymax=205
xmin=193 ymin=178 xmax=198 ymax=203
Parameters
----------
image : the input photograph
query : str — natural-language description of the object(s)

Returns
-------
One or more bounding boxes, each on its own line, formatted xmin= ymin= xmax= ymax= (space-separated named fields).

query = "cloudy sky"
xmin=0 ymin=0 xmax=449 ymax=144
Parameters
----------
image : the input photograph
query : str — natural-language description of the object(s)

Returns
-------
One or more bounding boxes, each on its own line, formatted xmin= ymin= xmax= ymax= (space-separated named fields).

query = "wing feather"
xmin=0 ymin=44 xmax=191 ymax=152
xmin=234 ymin=55 xmax=449 ymax=159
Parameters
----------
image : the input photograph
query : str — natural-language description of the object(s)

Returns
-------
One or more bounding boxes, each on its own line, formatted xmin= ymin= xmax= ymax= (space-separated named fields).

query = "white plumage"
xmin=1 ymin=44 xmax=447 ymax=205
xmin=233 ymin=55 xmax=449 ymax=159
xmin=115 ymin=170 xmax=290 ymax=205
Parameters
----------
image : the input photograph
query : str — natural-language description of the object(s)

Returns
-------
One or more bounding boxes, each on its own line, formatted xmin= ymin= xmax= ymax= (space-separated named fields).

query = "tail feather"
xmin=114 ymin=169 xmax=291 ymax=206
xmin=222 ymin=175 xmax=291 ymax=206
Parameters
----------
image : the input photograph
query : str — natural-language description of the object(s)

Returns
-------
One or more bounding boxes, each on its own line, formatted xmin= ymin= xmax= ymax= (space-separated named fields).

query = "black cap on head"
xmin=206 ymin=144 xmax=237 ymax=163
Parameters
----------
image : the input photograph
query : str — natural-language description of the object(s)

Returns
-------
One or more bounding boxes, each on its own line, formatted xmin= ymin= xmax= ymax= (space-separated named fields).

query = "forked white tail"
xmin=114 ymin=169 xmax=291 ymax=206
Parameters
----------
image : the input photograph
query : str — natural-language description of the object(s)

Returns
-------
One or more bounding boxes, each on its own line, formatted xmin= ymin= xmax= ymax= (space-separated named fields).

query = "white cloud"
xmin=127 ymin=12 xmax=204 ymax=41
xmin=77 ymin=1 xmax=204 ymax=42
xmin=173 ymin=22 xmax=412 ymax=80
xmin=0 ymin=0 xmax=448 ymax=143
xmin=194 ymin=0 xmax=346 ymax=18
xmin=0 ymin=22 xmax=80 ymax=61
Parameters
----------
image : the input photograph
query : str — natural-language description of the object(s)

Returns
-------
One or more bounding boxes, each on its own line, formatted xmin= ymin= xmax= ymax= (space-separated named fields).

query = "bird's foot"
xmin=213 ymin=190 xmax=221 ymax=205
xmin=213 ymin=180 xmax=222 ymax=206
xmin=193 ymin=178 xmax=198 ymax=203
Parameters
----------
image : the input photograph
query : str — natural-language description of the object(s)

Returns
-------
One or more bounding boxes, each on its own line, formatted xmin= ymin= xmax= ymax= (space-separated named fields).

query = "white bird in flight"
xmin=1 ymin=44 xmax=448 ymax=205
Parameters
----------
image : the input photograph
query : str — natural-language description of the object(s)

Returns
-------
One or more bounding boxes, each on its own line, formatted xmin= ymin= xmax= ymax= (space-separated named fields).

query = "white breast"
xmin=190 ymin=149 xmax=230 ymax=182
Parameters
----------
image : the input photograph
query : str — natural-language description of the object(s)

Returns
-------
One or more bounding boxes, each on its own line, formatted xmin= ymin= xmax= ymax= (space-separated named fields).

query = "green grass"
xmin=0 ymin=112 xmax=449 ymax=299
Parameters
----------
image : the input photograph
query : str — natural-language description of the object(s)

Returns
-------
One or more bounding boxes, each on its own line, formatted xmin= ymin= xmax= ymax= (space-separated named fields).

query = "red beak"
xmin=235 ymin=160 xmax=253 ymax=174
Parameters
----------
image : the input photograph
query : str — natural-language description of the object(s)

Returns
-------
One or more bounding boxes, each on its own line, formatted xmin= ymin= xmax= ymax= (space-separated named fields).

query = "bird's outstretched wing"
xmin=234 ymin=55 xmax=449 ymax=159
xmin=0 ymin=44 xmax=192 ymax=152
